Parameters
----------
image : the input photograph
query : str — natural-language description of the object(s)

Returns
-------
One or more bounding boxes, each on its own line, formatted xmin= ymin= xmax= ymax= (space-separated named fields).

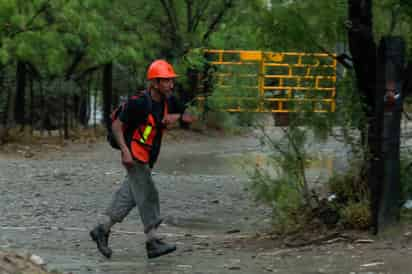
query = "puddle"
xmin=157 ymin=151 xmax=248 ymax=176
xmin=163 ymin=216 xmax=232 ymax=232
xmin=158 ymin=149 xmax=346 ymax=183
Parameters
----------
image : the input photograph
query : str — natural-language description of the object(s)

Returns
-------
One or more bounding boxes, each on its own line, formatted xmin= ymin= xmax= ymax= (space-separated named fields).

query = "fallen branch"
xmin=283 ymin=232 xmax=350 ymax=248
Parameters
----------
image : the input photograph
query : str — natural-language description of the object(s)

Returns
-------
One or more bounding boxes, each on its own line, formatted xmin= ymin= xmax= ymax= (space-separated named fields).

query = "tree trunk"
xmin=15 ymin=61 xmax=26 ymax=126
xmin=39 ymin=80 xmax=45 ymax=136
xmin=102 ymin=63 xmax=113 ymax=127
xmin=93 ymin=85 xmax=98 ymax=129
xmin=73 ymin=94 xmax=80 ymax=127
xmin=347 ymin=0 xmax=380 ymax=233
xmin=80 ymin=75 xmax=93 ymax=127
xmin=78 ymin=90 xmax=90 ymax=127
xmin=29 ymin=75 xmax=34 ymax=134
xmin=63 ymin=95 xmax=69 ymax=139
xmin=347 ymin=0 xmax=407 ymax=234
xmin=0 ymin=66 xmax=4 ymax=126
xmin=6 ymin=68 xmax=16 ymax=128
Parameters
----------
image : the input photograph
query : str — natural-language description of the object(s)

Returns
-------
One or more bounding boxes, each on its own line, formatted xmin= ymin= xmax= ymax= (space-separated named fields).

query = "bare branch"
xmin=26 ymin=0 xmax=52 ymax=28
xmin=8 ymin=0 xmax=52 ymax=37
xmin=65 ymin=50 xmax=86 ymax=80
xmin=291 ymin=10 xmax=353 ymax=69
xmin=160 ymin=0 xmax=178 ymax=35
xmin=390 ymin=4 xmax=401 ymax=34
xmin=281 ymin=127 xmax=311 ymax=207
xmin=192 ymin=0 xmax=211 ymax=33
xmin=159 ymin=0 xmax=179 ymax=35
xmin=185 ymin=0 xmax=193 ymax=32
xmin=74 ymin=65 xmax=101 ymax=82
xmin=202 ymin=0 xmax=233 ymax=43
xmin=169 ymin=0 xmax=180 ymax=32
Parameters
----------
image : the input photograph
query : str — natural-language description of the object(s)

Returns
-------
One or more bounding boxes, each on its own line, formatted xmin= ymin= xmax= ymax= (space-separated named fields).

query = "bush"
xmin=340 ymin=201 xmax=371 ymax=229
xmin=249 ymin=163 xmax=306 ymax=233
xmin=328 ymin=158 xmax=369 ymax=204
xmin=326 ymin=156 xmax=372 ymax=229
xmin=400 ymin=151 xmax=412 ymax=202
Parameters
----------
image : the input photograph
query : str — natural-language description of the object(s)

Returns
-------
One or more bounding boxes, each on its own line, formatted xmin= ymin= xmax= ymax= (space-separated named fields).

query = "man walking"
xmin=90 ymin=60 xmax=196 ymax=259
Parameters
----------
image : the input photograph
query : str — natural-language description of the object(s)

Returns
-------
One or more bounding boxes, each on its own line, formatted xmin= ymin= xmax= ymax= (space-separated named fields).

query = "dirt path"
xmin=1 ymin=129 xmax=412 ymax=274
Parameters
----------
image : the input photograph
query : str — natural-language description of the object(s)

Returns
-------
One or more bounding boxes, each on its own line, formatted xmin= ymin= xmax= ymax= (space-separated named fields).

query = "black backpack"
xmin=106 ymin=91 xmax=151 ymax=150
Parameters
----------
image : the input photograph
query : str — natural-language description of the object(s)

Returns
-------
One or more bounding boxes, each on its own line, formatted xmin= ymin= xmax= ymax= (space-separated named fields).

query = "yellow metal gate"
xmin=199 ymin=50 xmax=337 ymax=113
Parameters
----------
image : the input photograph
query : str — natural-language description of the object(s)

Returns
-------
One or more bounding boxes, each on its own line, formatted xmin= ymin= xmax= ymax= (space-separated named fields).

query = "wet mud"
xmin=1 ymin=129 xmax=412 ymax=274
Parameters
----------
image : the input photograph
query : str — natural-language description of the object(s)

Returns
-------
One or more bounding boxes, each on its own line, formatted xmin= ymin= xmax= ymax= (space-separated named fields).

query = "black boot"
xmin=90 ymin=224 xmax=112 ymax=258
xmin=146 ymin=239 xmax=177 ymax=259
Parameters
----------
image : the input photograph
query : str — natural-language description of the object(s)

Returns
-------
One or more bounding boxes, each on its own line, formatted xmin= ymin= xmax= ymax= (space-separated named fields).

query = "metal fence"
xmin=200 ymin=50 xmax=337 ymax=113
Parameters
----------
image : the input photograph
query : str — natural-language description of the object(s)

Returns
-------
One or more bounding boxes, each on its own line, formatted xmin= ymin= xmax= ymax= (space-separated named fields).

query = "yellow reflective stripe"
xmin=139 ymin=125 xmax=152 ymax=143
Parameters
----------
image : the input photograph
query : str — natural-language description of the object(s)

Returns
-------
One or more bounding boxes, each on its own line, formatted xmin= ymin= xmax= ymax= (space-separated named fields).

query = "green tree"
xmin=248 ymin=0 xmax=412 ymax=233
xmin=0 ymin=0 xmax=151 ymax=133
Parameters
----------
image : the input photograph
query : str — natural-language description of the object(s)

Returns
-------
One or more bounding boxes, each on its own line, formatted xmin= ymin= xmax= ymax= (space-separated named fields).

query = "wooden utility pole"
xmin=379 ymin=36 xmax=405 ymax=229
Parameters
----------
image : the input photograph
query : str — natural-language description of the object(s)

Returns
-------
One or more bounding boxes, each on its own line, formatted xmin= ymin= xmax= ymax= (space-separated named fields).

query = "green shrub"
xmin=340 ymin=201 xmax=371 ymax=229
xmin=328 ymin=159 xmax=369 ymax=204
xmin=327 ymin=156 xmax=371 ymax=229
xmin=249 ymin=162 xmax=306 ymax=233
xmin=400 ymin=151 xmax=412 ymax=202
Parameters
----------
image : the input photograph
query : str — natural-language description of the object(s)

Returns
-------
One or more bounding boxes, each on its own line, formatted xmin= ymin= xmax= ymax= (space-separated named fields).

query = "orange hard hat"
xmin=147 ymin=59 xmax=177 ymax=80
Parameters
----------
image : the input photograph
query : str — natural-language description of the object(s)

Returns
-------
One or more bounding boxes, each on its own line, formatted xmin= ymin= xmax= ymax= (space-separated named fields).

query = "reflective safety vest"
xmin=130 ymin=101 xmax=168 ymax=164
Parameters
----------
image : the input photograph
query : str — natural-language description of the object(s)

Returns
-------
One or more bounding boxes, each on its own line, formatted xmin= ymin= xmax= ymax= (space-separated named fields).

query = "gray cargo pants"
xmin=105 ymin=161 xmax=162 ymax=233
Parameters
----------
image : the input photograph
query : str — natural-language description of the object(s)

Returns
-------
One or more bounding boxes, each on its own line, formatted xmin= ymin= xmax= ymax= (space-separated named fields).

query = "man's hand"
xmin=162 ymin=114 xmax=181 ymax=127
xmin=181 ymin=113 xmax=197 ymax=123
xmin=121 ymin=148 xmax=134 ymax=168
xmin=162 ymin=111 xmax=198 ymax=128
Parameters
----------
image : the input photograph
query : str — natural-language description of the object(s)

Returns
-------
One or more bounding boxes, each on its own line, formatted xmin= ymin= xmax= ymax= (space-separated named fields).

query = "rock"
xmin=30 ymin=254 xmax=45 ymax=266
xmin=176 ymin=265 xmax=193 ymax=269
xmin=224 ymin=259 xmax=241 ymax=270
xmin=24 ymin=151 xmax=35 ymax=158
xmin=403 ymin=200 xmax=412 ymax=209
xmin=0 ymin=251 xmax=53 ymax=274
xmin=360 ymin=261 xmax=385 ymax=267
xmin=264 ymin=266 xmax=277 ymax=272
xmin=194 ymin=241 xmax=209 ymax=247
xmin=226 ymin=229 xmax=241 ymax=234
xmin=182 ymin=247 xmax=194 ymax=253
xmin=355 ymin=239 xmax=374 ymax=244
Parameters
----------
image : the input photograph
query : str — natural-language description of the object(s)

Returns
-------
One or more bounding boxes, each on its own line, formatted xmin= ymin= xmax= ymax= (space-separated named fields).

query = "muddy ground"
xmin=1 ymin=127 xmax=412 ymax=274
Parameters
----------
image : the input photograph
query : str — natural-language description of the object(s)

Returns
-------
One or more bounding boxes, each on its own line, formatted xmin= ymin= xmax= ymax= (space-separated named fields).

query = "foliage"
xmin=245 ymin=0 xmax=412 ymax=233
xmin=400 ymin=150 xmax=412 ymax=201
xmin=257 ymin=0 xmax=347 ymax=52
xmin=208 ymin=1 xmax=265 ymax=50
xmin=328 ymin=163 xmax=369 ymax=205
xmin=249 ymin=152 xmax=305 ymax=232
xmin=248 ymin=75 xmax=371 ymax=230
xmin=325 ymin=149 xmax=412 ymax=229
xmin=340 ymin=201 xmax=371 ymax=229
xmin=248 ymin=118 xmax=320 ymax=231
xmin=0 ymin=0 xmax=271 ymax=135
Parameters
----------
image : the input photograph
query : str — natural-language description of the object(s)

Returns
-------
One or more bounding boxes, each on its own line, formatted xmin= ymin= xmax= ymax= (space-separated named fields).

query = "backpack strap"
xmin=126 ymin=90 xmax=153 ymax=141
